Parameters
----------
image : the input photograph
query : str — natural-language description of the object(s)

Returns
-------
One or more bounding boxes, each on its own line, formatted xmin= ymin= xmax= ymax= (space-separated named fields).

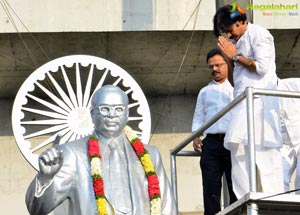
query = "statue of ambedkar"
xmin=25 ymin=85 xmax=177 ymax=215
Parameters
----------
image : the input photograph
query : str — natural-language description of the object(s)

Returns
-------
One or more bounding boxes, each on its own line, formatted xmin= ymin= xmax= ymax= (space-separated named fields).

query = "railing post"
xmin=245 ymin=87 xmax=258 ymax=215
xmin=170 ymin=152 xmax=178 ymax=205
xmin=245 ymin=87 xmax=257 ymax=192
xmin=247 ymin=203 xmax=258 ymax=215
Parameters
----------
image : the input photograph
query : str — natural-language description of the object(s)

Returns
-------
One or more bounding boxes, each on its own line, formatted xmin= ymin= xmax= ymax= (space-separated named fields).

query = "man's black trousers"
xmin=200 ymin=133 xmax=237 ymax=215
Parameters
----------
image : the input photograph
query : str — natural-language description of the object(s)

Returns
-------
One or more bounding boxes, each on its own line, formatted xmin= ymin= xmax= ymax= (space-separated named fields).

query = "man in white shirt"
xmin=192 ymin=48 xmax=236 ymax=215
xmin=278 ymin=78 xmax=300 ymax=194
xmin=214 ymin=4 xmax=284 ymax=198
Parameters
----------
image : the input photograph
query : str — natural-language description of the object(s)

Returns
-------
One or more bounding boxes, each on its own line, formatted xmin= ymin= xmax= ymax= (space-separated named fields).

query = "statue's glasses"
xmin=95 ymin=105 xmax=127 ymax=117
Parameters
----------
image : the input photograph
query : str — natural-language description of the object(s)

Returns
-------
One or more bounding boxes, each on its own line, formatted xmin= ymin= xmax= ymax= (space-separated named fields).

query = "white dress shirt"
xmin=192 ymin=79 xmax=233 ymax=134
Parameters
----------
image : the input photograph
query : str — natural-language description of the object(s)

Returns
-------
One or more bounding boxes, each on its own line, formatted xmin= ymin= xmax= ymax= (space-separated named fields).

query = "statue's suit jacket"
xmin=26 ymin=134 xmax=177 ymax=215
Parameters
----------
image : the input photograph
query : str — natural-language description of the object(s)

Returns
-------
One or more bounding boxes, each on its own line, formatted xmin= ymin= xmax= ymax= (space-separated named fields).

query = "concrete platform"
xmin=217 ymin=192 xmax=300 ymax=215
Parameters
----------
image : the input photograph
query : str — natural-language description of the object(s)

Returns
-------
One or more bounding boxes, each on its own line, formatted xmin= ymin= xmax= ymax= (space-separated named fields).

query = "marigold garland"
xmin=124 ymin=126 xmax=162 ymax=214
xmin=88 ymin=126 xmax=161 ymax=215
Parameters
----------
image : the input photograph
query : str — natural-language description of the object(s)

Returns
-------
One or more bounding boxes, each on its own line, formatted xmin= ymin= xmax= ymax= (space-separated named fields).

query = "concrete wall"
xmin=0 ymin=0 xmax=215 ymax=32
xmin=0 ymin=96 xmax=204 ymax=214
xmin=0 ymin=0 xmax=299 ymax=33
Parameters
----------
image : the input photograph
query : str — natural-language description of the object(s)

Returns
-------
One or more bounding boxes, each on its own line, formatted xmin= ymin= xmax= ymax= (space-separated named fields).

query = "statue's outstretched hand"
xmin=38 ymin=135 xmax=64 ymax=185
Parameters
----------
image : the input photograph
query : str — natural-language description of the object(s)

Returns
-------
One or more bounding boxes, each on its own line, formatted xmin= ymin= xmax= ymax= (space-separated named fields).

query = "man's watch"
xmin=233 ymin=54 xmax=240 ymax=62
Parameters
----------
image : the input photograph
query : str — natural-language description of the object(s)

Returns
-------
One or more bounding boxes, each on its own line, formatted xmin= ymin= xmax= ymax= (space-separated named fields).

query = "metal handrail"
xmin=170 ymin=86 xmax=300 ymax=214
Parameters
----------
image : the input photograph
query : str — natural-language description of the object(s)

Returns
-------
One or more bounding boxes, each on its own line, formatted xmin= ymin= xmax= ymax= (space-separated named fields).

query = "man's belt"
xmin=206 ymin=133 xmax=225 ymax=139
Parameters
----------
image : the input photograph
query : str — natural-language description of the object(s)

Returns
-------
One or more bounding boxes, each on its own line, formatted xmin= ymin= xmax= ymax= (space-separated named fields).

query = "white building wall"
xmin=1 ymin=0 xmax=298 ymax=33
xmin=0 ymin=0 xmax=216 ymax=33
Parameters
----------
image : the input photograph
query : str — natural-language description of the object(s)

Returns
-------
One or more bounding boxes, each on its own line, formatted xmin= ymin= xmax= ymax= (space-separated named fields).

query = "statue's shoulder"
xmin=144 ymin=144 xmax=162 ymax=162
xmin=60 ymin=136 xmax=90 ymax=155
xmin=144 ymin=144 xmax=158 ymax=153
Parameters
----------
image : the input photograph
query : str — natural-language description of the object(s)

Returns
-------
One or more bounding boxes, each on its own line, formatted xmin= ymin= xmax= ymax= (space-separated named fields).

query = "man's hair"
xmin=206 ymin=48 xmax=226 ymax=63
xmin=213 ymin=4 xmax=247 ymax=37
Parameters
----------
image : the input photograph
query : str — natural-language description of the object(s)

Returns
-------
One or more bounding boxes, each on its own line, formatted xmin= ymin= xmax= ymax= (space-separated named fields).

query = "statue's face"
xmin=91 ymin=87 xmax=128 ymax=139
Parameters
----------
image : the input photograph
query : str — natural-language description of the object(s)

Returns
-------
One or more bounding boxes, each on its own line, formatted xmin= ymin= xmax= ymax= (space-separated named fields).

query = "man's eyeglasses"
xmin=208 ymin=62 xmax=227 ymax=70
xmin=93 ymin=105 xmax=127 ymax=117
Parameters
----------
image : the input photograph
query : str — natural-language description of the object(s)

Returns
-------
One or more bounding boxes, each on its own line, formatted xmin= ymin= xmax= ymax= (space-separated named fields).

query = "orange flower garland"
xmin=88 ymin=126 xmax=161 ymax=215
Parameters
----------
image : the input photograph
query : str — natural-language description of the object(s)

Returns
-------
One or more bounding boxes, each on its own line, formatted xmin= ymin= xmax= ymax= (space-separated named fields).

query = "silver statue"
xmin=26 ymin=85 xmax=177 ymax=215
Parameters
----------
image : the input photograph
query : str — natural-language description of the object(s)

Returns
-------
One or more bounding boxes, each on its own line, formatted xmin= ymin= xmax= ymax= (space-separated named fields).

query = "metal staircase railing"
xmin=170 ymin=86 xmax=300 ymax=215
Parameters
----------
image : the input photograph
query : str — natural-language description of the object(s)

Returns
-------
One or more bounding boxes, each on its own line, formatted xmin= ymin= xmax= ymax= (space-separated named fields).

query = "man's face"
xmin=226 ymin=21 xmax=244 ymax=41
xmin=207 ymin=54 xmax=228 ymax=83
xmin=91 ymin=90 xmax=128 ymax=139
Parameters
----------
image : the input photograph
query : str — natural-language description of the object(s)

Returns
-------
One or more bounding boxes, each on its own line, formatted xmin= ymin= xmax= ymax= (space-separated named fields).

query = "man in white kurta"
xmin=278 ymin=78 xmax=300 ymax=194
xmin=214 ymin=5 xmax=284 ymax=198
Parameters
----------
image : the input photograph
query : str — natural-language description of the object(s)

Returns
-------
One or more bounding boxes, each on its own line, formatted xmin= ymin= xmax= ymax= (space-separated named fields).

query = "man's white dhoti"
xmin=225 ymin=98 xmax=284 ymax=199
xmin=230 ymin=142 xmax=284 ymax=198
xmin=281 ymin=144 xmax=300 ymax=194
